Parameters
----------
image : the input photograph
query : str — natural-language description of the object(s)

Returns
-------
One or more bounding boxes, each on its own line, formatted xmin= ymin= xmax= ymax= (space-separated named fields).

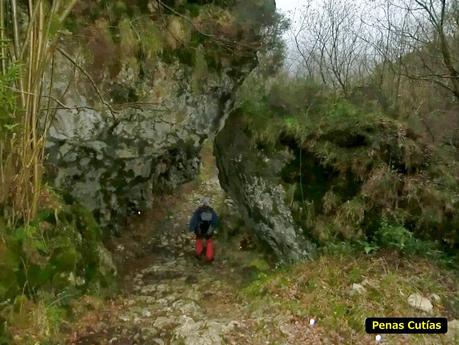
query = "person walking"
xmin=189 ymin=197 xmax=218 ymax=262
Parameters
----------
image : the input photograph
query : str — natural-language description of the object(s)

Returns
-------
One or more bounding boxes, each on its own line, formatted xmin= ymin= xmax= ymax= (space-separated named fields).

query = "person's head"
xmin=201 ymin=197 xmax=210 ymax=207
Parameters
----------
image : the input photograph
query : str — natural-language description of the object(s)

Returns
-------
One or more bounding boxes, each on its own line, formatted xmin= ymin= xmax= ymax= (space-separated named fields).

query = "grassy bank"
xmin=243 ymin=247 xmax=459 ymax=344
xmin=235 ymin=74 xmax=459 ymax=249
xmin=0 ymin=188 xmax=116 ymax=344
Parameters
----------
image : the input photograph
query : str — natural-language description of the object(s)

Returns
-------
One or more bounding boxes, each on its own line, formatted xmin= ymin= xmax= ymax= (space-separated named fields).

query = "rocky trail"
xmin=58 ymin=143 xmax=457 ymax=345
xmin=65 ymin=145 xmax=314 ymax=345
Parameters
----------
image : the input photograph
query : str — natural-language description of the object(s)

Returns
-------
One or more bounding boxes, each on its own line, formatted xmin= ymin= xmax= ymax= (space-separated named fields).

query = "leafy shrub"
xmin=375 ymin=221 xmax=416 ymax=251
xmin=373 ymin=220 xmax=448 ymax=258
xmin=0 ymin=194 xmax=115 ymax=303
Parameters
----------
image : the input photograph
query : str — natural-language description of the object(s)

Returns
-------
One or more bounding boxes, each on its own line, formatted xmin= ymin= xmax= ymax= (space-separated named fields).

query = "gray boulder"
xmin=46 ymin=52 xmax=252 ymax=230
xmin=407 ymin=293 xmax=433 ymax=313
xmin=214 ymin=111 xmax=313 ymax=262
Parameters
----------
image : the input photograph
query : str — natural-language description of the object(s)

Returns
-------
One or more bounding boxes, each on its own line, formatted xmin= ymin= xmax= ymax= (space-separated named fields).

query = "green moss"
xmin=191 ymin=45 xmax=208 ymax=93
xmin=63 ymin=0 xmax=274 ymax=85
xmin=112 ymin=1 xmax=128 ymax=18
xmin=118 ymin=17 xmax=139 ymax=59
xmin=136 ymin=18 xmax=164 ymax=59
xmin=0 ymin=243 xmax=20 ymax=299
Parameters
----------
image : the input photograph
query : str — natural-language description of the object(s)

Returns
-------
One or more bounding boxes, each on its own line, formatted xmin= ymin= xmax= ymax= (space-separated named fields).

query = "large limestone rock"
xmin=43 ymin=0 xmax=277 ymax=233
xmin=214 ymin=111 xmax=313 ymax=262
xmin=407 ymin=293 xmax=433 ymax=313
xmin=447 ymin=320 xmax=459 ymax=342
xmin=46 ymin=55 xmax=251 ymax=230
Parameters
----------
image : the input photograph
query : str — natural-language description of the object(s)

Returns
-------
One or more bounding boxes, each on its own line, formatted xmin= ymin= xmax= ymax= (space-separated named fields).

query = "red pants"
xmin=195 ymin=237 xmax=214 ymax=262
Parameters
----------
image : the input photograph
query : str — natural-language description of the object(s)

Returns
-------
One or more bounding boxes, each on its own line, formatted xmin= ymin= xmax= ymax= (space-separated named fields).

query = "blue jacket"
xmin=189 ymin=206 xmax=218 ymax=233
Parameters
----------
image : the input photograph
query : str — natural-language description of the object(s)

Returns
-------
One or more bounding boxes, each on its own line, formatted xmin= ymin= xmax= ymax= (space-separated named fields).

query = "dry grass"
xmin=3 ymin=294 xmax=68 ymax=345
xmin=244 ymin=252 xmax=459 ymax=344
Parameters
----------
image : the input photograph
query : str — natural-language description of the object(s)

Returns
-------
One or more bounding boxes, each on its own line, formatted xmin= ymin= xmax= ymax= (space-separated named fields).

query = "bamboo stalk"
xmin=10 ymin=0 xmax=20 ymax=59
xmin=41 ymin=51 xmax=55 ymax=161
xmin=22 ymin=1 xmax=35 ymax=218
xmin=0 ymin=142 xmax=4 ymax=186
xmin=19 ymin=0 xmax=44 ymax=61
xmin=59 ymin=0 xmax=77 ymax=23
xmin=1 ymin=0 xmax=79 ymax=223
xmin=0 ymin=0 xmax=6 ymax=74
xmin=10 ymin=0 xmax=26 ymax=109
xmin=29 ymin=1 xmax=44 ymax=218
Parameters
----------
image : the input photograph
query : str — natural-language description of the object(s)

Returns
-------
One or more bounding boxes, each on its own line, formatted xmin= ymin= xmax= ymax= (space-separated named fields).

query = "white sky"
xmin=275 ymin=0 xmax=378 ymax=69
xmin=276 ymin=0 xmax=303 ymax=15
xmin=276 ymin=0 xmax=306 ymax=32
xmin=275 ymin=0 xmax=316 ymax=68
xmin=275 ymin=0 xmax=371 ymax=32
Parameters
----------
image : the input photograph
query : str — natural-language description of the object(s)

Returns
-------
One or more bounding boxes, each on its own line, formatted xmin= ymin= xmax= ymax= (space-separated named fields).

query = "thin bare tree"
xmin=291 ymin=0 xmax=369 ymax=96
xmin=379 ymin=0 xmax=459 ymax=101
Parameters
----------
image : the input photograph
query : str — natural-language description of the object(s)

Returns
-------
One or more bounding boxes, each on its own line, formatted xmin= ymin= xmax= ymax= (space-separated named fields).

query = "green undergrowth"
xmin=237 ymin=75 xmax=459 ymax=248
xmin=0 ymin=188 xmax=116 ymax=344
xmin=65 ymin=0 xmax=281 ymax=94
xmin=242 ymin=248 xmax=459 ymax=344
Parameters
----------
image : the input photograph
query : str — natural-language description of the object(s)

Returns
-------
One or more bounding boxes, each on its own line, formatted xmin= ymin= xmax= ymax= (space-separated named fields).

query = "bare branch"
xmin=56 ymin=47 xmax=119 ymax=123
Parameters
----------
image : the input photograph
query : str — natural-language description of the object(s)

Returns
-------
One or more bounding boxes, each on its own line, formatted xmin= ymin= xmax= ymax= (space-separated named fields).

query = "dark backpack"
xmin=198 ymin=207 xmax=213 ymax=233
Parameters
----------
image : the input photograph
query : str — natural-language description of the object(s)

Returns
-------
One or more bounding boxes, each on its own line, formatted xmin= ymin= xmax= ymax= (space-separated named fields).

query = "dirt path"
xmin=66 ymin=143 xmax=292 ymax=345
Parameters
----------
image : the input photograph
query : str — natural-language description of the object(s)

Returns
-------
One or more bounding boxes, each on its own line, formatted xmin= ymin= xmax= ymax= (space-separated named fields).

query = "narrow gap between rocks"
xmin=68 ymin=140 xmax=293 ymax=345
